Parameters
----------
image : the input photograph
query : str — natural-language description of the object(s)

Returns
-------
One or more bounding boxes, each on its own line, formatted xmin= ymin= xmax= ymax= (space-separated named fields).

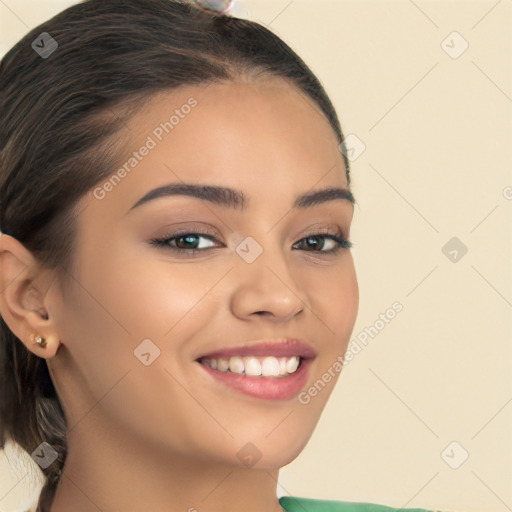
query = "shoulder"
xmin=279 ymin=495 xmax=443 ymax=512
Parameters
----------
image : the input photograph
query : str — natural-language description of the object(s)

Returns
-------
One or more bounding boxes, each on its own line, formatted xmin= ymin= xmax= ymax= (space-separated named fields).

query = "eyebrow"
xmin=126 ymin=182 xmax=355 ymax=214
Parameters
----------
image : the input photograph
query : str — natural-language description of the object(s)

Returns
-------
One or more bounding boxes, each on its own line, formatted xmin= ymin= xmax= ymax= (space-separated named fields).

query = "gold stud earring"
xmin=31 ymin=334 xmax=47 ymax=348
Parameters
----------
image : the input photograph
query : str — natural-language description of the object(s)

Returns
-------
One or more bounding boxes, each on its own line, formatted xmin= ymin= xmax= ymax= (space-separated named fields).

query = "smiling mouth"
xmin=196 ymin=355 xmax=303 ymax=379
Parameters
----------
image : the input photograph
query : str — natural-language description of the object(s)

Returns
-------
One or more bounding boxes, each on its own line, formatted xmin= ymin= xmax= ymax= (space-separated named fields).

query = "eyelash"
xmin=149 ymin=228 xmax=353 ymax=256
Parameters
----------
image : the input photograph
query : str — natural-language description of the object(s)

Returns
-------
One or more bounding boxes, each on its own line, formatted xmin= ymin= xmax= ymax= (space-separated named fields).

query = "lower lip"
xmin=196 ymin=358 xmax=313 ymax=401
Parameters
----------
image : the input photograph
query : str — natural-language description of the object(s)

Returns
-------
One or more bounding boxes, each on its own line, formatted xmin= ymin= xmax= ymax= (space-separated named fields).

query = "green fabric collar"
xmin=279 ymin=495 xmax=442 ymax=512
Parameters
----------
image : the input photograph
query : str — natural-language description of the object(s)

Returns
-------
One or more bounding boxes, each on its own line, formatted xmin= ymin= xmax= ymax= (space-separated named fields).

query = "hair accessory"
xmin=31 ymin=334 xmax=47 ymax=348
xmin=193 ymin=0 xmax=235 ymax=15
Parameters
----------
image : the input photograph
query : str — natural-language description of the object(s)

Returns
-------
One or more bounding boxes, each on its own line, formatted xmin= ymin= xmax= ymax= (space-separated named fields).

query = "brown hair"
xmin=0 ymin=1 xmax=351 ymax=509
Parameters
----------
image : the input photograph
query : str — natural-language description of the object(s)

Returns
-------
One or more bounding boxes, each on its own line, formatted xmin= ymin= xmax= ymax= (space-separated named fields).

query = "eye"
xmin=149 ymin=231 xmax=218 ymax=254
xmin=293 ymin=231 xmax=352 ymax=255
xmin=150 ymin=228 xmax=352 ymax=256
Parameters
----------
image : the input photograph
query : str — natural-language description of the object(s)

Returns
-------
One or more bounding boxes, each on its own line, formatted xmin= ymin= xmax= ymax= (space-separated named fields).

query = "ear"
xmin=0 ymin=232 xmax=60 ymax=359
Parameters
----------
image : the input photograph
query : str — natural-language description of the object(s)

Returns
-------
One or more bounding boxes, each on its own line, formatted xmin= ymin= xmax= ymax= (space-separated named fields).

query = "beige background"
xmin=0 ymin=1 xmax=511 ymax=511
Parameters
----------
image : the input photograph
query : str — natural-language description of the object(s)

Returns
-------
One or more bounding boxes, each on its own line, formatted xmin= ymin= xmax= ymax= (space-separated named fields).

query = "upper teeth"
xmin=200 ymin=355 xmax=301 ymax=377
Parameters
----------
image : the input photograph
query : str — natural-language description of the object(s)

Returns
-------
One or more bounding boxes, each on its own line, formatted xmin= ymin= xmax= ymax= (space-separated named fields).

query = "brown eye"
xmin=293 ymin=233 xmax=352 ymax=254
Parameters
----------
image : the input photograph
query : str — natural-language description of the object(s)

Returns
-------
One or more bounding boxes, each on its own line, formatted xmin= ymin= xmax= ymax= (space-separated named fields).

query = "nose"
xmin=229 ymin=243 xmax=306 ymax=323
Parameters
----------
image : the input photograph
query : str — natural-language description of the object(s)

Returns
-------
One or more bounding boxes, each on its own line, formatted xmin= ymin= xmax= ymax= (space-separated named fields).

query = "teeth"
xmin=217 ymin=358 xmax=229 ymax=372
xmin=200 ymin=355 xmax=302 ymax=377
xmin=228 ymin=356 xmax=244 ymax=374
xmin=286 ymin=356 xmax=300 ymax=373
xmin=261 ymin=356 xmax=280 ymax=376
xmin=278 ymin=357 xmax=288 ymax=376
xmin=244 ymin=357 xmax=262 ymax=376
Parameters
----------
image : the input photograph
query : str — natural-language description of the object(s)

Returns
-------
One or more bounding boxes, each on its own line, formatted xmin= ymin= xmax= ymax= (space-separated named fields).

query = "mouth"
xmin=194 ymin=339 xmax=316 ymax=401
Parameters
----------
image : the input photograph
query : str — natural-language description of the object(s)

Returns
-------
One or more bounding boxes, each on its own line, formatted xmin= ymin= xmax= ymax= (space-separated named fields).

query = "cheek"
xmin=338 ymin=264 xmax=359 ymax=339
xmin=83 ymin=245 xmax=216 ymax=340
xmin=306 ymin=257 xmax=359 ymax=344
xmin=59 ymin=251 xmax=220 ymax=448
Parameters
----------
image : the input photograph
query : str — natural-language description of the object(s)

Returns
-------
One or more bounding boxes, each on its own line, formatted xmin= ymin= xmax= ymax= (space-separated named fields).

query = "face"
xmin=45 ymin=77 xmax=359 ymax=469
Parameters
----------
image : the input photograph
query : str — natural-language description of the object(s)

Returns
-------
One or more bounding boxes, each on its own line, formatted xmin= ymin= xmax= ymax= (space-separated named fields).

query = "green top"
xmin=279 ymin=495 xmax=443 ymax=512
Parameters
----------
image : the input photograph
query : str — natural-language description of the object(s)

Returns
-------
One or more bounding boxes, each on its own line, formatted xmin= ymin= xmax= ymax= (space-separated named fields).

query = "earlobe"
xmin=29 ymin=333 xmax=48 ymax=348
xmin=23 ymin=311 xmax=60 ymax=359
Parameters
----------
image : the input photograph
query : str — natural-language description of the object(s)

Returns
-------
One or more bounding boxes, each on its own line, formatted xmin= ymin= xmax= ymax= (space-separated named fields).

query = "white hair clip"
xmin=193 ymin=0 xmax=236 ymax=15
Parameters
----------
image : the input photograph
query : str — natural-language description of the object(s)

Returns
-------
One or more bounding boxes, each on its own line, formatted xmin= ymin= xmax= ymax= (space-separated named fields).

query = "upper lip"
xmin=194 ymin=338 xmax=317 ymax=361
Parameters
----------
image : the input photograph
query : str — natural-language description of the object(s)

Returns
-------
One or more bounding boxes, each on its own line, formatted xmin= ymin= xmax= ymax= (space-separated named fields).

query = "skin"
xmin=0 ymin=76 xmax=359 ymax=512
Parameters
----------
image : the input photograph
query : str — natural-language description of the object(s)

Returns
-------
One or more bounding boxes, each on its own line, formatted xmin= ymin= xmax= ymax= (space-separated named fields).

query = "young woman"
xmin=0 ymin=1 xmax=440 ymax=511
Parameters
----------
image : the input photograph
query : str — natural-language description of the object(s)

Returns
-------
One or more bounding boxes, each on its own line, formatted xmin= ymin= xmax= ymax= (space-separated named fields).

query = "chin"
xmin=247 ymin=449 xmax=305 ymax=470
xmin=236 ymin=434 xmax=309 ymax=469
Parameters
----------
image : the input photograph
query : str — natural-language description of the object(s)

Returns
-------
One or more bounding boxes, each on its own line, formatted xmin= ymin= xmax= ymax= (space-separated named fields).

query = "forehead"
xmin=82 ymin=77 xmax=350 ymax=218
xmin=129 ymin=77 xmax=345 ymax=174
